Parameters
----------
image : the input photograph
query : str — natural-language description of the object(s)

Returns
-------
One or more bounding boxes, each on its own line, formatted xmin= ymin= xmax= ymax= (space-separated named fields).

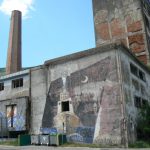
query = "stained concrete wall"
xmin=30 ymin=66 xmax=47 ymax=134
xmin=41 ymin=47 xmax=123 ymax=145
xmin=92 ymin=0 xmax=149 ymax=64
xmin=0 ymin=70 xmax=30 ymax=132
xmin=120 ymin=47 xmax=150 ymax=143
xmin=0 ymin=70 xmax=30 ymax=101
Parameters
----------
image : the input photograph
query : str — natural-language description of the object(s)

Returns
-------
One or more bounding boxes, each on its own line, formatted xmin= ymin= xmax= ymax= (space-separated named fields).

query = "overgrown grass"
xmin=129 ymin=141 xmax=150 ymax=148
xmin=0 ymin=139 xmax=18 ymax=146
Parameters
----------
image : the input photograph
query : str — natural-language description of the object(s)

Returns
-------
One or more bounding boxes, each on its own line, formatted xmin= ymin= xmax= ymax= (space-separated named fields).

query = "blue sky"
xmin=0 ymin=0 xmax=95 ymax=68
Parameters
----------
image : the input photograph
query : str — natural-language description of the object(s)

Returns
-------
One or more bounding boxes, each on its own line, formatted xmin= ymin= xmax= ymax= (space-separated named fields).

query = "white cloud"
xmin=0 ymin=0 xmax=35 ymax=18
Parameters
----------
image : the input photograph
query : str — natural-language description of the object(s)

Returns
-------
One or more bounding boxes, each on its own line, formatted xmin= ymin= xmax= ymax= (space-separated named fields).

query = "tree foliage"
xmin=136 ymin=103 xmax=150 ymax=142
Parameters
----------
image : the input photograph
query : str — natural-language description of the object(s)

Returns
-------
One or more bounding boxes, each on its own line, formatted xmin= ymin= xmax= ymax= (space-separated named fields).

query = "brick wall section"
xmin=110 ymin=18 xmax=125 ymax=37
xmin=96 ymin=22 xmax=110 ymax=40
xmin=137 ymin=55 xmax=147 ymax=64
xmin=128 ymin=34 xmax=145 ymax=53
xmin=92 ymin=0 xmax=149 ymax=64
xmin=127 ymin=20 xmax=142 ymax=32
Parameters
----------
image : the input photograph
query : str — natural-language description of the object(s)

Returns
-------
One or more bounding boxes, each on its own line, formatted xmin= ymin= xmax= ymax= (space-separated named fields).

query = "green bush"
xmin=129 ymin=141 xmax=150 ymax=148
xmin=136 ymin=103 xmax=150 ymax=142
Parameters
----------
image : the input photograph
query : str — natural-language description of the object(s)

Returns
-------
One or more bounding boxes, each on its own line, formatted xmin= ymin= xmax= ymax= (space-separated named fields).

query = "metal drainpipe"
xmin=116 ymin=46 xmax=128 ymax=148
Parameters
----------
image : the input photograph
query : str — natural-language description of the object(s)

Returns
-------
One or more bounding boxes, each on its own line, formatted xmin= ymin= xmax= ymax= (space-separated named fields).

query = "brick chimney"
xmin=6 ymin=10 xmax=22 ymax=74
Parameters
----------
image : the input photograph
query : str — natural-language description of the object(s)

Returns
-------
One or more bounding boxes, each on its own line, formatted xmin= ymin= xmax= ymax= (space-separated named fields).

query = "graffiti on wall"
xmin=6 ymin=105 xmax=26 ymax=131
xmin=0 ymin=97 xmax=27 ymax=132
xmin=67 ymin=126 xmax=95 ymax=143
xmin=42 ymin=56 xmax=121 ymax=144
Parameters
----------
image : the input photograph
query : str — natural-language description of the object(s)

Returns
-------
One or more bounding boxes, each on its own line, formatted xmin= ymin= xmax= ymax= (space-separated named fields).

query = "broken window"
xmin=6 ymin=105 xmax=17 ymax=128
xmin=130 ymin=64 xmax=138 ymax=76
xmin=0 ymin=82 xmax=4 ymax=91
xmin=134 ymin=96 xmax=148 ymax=108
xmin=139 ymin=70 xmax=146 ymax=82
xmin=134 ymin=96 xmax=141 ymax=108
xmin=132 ymin=79 xmax=139 ymax=91
xmin=61 ymin=101 xmax=70 ymax=112
xmin=130 ymin=63 xmax=146 ymax=82
xmin=141 ymin=84 xmax=146 ymax=95
xmin=12 ymin=78 xmax=23 ymax=88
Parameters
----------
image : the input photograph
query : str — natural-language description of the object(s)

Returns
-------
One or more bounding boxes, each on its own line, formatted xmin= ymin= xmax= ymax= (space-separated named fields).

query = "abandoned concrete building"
xmin=0 ymin=0 xmax=150 ymax=147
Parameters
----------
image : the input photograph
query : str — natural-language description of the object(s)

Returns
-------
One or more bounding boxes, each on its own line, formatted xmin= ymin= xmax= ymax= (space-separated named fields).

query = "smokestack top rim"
xmin=12 ymin=10 xmax=22 ymax=14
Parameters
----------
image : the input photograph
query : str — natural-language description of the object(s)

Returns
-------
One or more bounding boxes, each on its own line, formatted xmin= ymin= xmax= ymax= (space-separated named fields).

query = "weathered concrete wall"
xmin=0 ymin=70 xmax=30 ymax=133
xmin=92 ymin=0 xmax=149 ymax=64
xmin=120 ymin=48 xmax=150 ymax=143
xmin=41 ymin=49 xmax=122 ymax=145
xmin=30 ymin=67 xmax=47 ymax=134
xmin=0 ymin=70 xmax=30 ymax=101
xmin=0 ymin=97 xmax=28 ymax=132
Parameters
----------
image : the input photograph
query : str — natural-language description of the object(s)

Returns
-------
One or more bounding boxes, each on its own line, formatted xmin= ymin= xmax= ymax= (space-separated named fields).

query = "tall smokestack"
xmin=6 ymin=10 xmax=22 ymax=75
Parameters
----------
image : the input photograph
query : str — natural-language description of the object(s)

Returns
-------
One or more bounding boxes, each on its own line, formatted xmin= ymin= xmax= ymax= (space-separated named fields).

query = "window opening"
xmin=0 ymin=82 xmax=4 ymax=91
xmin=12 ymin=78 xmax=23 ymax=88
xmin=62 ymin=101 xmax=70 ymax=112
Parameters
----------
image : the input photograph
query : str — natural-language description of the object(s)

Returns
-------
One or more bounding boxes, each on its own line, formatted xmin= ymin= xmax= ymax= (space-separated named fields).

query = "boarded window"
xmin=6 ymin=105 xmax=17 ymax=127
xmin=0 ymin=82 xmax=4 ymax=91
xmin=62 ymin=101 xmax=69 ymax=112
xmin=12 ymin=78 xmax=23 ymax=88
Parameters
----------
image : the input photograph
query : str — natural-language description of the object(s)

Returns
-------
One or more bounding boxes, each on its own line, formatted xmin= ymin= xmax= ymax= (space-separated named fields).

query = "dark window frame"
xmin=12 ymin=78 xmax=23 ymax=89
xmin=130 ymin=63 xmax=146 ymax=82
xmin=142 ymin=99 xmax=148 ymax=107
xmin=134 ymin=96 xmax=148 ymax=108
xmin=130 ymin=63 xmax=138 ymax=76
xmin=0 ymin=82 xmax=4 ymax=91
xmin=139 ymin=70 xmax=146 ymax=81
xmin=134 ymin=96 xmax=141 ymax=108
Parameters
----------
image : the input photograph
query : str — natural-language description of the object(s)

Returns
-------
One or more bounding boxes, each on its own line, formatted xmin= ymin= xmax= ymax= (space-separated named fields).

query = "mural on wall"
xmin=6 ymin=105 xmax=26 ymax=131
xmin=0 ymin=98 xmax=27 ymax=132
xmin=42 ymin=56 xmax=121 ymax=144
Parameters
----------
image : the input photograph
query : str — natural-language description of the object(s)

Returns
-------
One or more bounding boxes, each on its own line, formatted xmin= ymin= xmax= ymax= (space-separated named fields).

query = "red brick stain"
xmin=96 ymin=22 xmax=110 ymax=40
xmin=137 ymin=55 xmax=147 ymax=64
xmin=128 ymin=34 xmax=145 ymax=53
xmin=110 ymin=18 xmax=125 ymax=37
xmin=127 ymin=21 xmax=142 ymax=32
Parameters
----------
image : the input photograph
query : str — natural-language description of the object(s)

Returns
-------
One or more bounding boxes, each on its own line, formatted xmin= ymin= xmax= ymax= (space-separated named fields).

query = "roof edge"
xmin=44 ymin=43 xmax=118 ymax=66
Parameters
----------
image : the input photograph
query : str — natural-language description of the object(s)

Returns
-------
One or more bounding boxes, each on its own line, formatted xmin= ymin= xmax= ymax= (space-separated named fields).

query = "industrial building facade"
xmin=1 ymin=44 xmax=150 ymax=146
xmin=0 ymin=0 xmax=150 ymax=147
